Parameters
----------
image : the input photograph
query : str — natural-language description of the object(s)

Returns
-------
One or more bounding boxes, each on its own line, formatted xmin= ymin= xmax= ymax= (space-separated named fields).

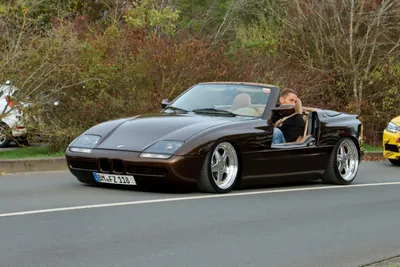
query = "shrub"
xmin=21 ymin=24 xmax=278 ymax=150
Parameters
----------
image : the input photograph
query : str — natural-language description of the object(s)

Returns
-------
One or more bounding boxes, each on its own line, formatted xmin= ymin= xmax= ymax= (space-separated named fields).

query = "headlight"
xmin=140 ymin=141 xmax=184 ymax=159
xmin=69 ymin=134 xmax=101 ymax=153
xmin=386 ymin=122 xmax=399 ymax=133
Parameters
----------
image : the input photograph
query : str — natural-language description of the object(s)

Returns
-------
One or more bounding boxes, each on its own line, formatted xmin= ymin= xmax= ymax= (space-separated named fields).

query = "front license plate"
xmin=93 ymin=172 xmax=136 ymax=185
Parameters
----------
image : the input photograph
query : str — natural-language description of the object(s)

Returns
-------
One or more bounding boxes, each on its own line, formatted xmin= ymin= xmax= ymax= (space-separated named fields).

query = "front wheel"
xmin=197 ymin=141 xmax=240 ymax=193
xmin=321 ymin=137 xmax=360 ymax=185
xmin=388 ymin=159 xmax=400 ymax=166
xmin=0 ymin=123 xmax=11 ymax=148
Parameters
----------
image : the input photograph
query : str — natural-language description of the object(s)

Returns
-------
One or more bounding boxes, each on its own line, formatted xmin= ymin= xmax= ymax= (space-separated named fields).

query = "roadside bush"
xmin=19 ymin=19 xmax=356 ymax=151
xmin=23 ymin=24 xmax=278 ymax=150
xmin=6 ymin=0 xmax=398 ymax=152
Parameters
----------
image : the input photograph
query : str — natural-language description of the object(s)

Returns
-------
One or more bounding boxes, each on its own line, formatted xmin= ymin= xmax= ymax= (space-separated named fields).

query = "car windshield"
xmin=0 ymin=84 xmax=18 ymax=99
xmin=165 ymin=83 xmax=272 ymax=117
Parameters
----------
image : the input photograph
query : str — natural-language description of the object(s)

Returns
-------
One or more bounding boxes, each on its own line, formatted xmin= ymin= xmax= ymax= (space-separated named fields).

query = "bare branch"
xmin=388 ymin=36 xmax=400 ymax=54
xmin=211 ymin=1 xmax=235 ymax=45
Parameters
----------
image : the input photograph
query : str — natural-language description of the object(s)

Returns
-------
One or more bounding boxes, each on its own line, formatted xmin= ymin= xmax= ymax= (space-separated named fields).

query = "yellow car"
xmin=383 ymin=115 xmax=400 ymax=166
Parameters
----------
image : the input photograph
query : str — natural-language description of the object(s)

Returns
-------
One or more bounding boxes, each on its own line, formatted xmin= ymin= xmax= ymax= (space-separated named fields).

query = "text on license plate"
xmin=93 ymin=173 xmax=136 ymax=185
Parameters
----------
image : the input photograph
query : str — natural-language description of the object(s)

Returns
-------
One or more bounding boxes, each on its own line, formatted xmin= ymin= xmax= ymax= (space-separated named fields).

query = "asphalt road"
xmin=1 ymin=161 xmax=399 ymax=267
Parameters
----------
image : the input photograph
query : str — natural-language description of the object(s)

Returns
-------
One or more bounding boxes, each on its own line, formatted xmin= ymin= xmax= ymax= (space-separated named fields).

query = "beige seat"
xmin=295 ymin=98 xmax=303 ymax=114
xmin=294 ymin=98 xmax=310 ymax=142
xmin=230 ymin=93 xmax=260 ymax=116
xmin=231 ymin=93 xmax=252 ymax=110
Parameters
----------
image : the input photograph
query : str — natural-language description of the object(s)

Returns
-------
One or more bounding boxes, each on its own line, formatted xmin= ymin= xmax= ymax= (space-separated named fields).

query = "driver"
xmin=271 ymin=88 xmax=305 ymax=144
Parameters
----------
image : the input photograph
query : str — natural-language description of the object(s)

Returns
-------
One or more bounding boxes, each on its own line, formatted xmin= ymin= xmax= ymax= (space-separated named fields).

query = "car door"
xmin=242 ymin=111 xmax=334 ymax=182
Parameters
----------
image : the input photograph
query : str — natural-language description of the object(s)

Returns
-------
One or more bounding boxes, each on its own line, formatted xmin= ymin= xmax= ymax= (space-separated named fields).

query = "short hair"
xmin=280 ymin=88 xmax=298 ymax=97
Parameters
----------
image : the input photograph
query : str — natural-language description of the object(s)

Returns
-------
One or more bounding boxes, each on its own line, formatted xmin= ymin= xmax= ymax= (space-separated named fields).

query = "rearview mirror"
xmin=161 ymin=99 xmax=171 ymax=109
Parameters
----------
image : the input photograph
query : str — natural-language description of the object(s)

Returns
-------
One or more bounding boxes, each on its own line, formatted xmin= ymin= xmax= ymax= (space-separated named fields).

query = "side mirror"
xmin=161 ymin=99 xmax=171 ymax=109
xmin=270 ymin=104 xmax=295 ymax=116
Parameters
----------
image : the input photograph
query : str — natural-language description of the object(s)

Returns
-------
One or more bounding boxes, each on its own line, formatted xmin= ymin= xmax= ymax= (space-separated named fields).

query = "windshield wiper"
xmin=192 ymin=108 xmax=236 ymax=116
xmin=164 ymin=106 xmax=188 ymax=113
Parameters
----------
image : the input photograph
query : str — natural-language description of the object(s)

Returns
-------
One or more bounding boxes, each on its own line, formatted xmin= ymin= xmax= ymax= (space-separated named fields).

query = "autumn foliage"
xmin=1 ymin=0 xmax=399 ymax=150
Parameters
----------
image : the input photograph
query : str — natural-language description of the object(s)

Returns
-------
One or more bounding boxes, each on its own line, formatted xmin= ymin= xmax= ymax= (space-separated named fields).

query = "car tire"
xmin=0 ymin=123 xmax=11 ymax=148
xmin=197 ymin=141 xmax=240 ymax=193
xmin=388 ymin=159 xmax=400 ymax=166
xmin=321 ymin=137 xmax=360 ymax=185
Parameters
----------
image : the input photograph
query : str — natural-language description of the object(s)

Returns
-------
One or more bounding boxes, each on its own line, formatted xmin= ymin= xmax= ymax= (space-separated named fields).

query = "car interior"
xmin=229 ymin=93 xmax=262 ymax=116
xmin=270 ymin=98 xmax=318 ymax=148
xmin=211 ymin=91 xmax=319 ymax=148
xmin=213 ymin=93 xmax=267 ymax=116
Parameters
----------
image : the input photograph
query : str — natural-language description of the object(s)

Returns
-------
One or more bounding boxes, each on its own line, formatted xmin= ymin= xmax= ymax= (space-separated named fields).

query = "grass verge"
xmin=0 ymin=146 xmax=64 ymax=160
xmin=363 ymin=144 xmax=382 ymax=152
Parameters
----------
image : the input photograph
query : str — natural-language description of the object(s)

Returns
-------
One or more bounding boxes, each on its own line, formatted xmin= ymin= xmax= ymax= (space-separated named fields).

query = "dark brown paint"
xmin=65 ymin=82 xmax=363 ymax=189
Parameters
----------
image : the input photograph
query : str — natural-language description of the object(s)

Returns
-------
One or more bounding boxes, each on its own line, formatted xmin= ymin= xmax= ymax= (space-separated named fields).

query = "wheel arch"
xmin=340 ymin=134 xmax=362 ymax=161
xmin=349 ymin=135 xmax=362 ymax=161
xmin=224 ymin=139 xmax=244 ymax=185
xmin=197 ymin=138 xmax=243 ymax=193
xmin=321 ymin=135 xmax=361 ymax=185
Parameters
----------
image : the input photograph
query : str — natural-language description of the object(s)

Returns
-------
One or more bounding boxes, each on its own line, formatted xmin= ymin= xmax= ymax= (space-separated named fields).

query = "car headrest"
xmin=295 ymin=98 xmax=303 ymax=114
xmin=232 ymin=93 xmax=251 ymax=110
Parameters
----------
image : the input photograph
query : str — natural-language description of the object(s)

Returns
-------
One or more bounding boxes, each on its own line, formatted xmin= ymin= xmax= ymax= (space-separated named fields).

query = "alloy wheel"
xmin=210 ymin=142 xmax=239 ymax=190
xmin=0 ymin=124 xmax=8 ymax=145
xmin=337 ymin=139 xmax=359 ymax=181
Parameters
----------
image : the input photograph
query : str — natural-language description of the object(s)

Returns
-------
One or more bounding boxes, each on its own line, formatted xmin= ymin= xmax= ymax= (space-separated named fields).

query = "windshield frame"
xmin=163 ymin=82 xmax=279 ymax=119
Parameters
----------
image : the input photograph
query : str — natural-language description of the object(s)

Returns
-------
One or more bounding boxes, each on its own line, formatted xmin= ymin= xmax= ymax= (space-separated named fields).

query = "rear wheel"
xmin=197 ymin=142 xmax=239 ymax=193
xmin=388 ymin=159 xmax=400 ymax=166
xmin=0 ymin=123 xmax=11 ymax=148
xmin=321 ymin=137 xmax=360 ymax=185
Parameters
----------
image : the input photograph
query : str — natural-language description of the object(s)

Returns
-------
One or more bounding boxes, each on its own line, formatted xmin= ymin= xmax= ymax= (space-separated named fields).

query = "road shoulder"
xmin=0 ymin=157 xmax=67 ymax=174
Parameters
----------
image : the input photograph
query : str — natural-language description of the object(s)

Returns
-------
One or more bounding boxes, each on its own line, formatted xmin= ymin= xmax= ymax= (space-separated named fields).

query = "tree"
xmin=269 ymin=0 xmax=400 ymax=111
xmin=123 ymin=0 xmax=180 ymax=36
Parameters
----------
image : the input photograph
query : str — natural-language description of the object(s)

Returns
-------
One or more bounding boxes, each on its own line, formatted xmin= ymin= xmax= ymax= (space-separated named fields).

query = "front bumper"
xmin=12 ymin=127 xmax=27 ymax=137
xmin=65 ymin=148 xmax=206 ymax=185
xmin=382 ymin=130 xmax=400 ymax=160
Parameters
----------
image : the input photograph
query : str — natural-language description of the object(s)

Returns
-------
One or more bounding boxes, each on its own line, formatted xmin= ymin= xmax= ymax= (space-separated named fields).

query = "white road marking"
xmin=1 ymin=181 xmax=400 ymax=218
xmin=1 ymin=170 xmax=68 ymax=176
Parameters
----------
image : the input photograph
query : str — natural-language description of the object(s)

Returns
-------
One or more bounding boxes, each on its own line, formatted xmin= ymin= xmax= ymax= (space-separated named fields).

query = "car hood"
xmin=90 ymin=114 xmax=236 ymax=152
xmin=391 ymin=115 xmax=400 ymax=125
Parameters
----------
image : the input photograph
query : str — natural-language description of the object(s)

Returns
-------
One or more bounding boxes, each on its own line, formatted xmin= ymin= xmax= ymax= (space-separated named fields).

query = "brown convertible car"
xmin=65 ymin=82 xmax=364 ymax=193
